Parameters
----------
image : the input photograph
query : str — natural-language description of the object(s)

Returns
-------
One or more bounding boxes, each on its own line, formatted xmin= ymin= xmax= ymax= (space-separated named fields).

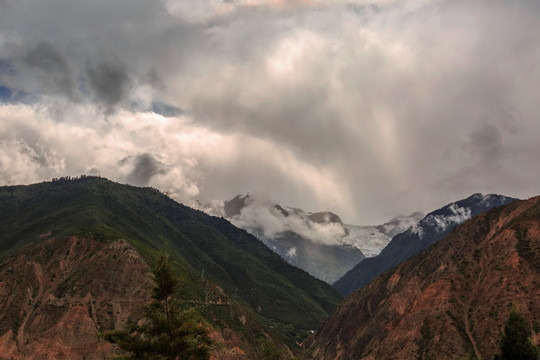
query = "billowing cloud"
xmin=285 ymin=247 xmax=297 ymax=259
xmin=1 ymin=0 xmax=540 ymax=223
xmin=225 ymin=195 xmax=350 ymax=246
xmin=0 ymin=102 xmax=346 ymax=214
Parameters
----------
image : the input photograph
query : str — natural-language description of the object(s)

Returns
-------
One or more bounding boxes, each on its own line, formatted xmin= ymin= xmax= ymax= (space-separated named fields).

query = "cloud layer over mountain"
xmin=1 ymin=0 xmax=539 ymax=223
xmin=222 ymin=195 xmax=350 ymax=246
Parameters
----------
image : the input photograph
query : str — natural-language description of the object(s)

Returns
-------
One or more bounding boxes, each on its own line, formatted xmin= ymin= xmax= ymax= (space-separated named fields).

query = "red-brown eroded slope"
xmin=0 ymin=236 xmax=151 ymax=360
xmin=306 ymin=196 xmax=540 ymax=360
xmin=0 ymin=236 xmax=284 ymax=360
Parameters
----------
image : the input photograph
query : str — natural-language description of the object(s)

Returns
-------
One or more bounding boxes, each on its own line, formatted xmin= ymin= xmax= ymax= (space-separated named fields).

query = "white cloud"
xmin=0 ymin=103 xmax=348 ymax=214
xmin=285 ymin=246 xmax=297 ymax=259
xmin=1 ymin=0 xmax=540 ymax=223
xmin=227 ymin=196 xmax=351 ymax=246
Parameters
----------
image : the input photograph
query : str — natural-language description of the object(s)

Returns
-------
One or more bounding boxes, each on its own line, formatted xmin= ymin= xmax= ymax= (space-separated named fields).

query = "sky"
xmin=0 ymin=0 xmax=539 ymax=224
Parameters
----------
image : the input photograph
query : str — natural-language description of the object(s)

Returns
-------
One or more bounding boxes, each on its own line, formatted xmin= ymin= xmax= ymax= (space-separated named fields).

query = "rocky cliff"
xmin=0 ymin=236 xmax=150 ymax=359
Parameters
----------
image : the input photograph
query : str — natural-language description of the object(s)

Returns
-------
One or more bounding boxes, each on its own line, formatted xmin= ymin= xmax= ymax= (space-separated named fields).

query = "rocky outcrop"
xmin=306 ymin=196 xmax=540 ymax=360
xmin=0 ymin=236 xmax=151 ymax=360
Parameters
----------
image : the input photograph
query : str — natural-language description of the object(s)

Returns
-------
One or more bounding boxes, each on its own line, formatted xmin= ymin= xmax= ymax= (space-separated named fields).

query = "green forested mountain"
xmin=0 ymin=176 xmax=342 ymax=358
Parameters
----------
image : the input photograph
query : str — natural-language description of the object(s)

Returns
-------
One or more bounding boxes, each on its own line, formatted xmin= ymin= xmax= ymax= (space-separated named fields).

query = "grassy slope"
xmin=0 ymin=177 xmax=342 ymax=340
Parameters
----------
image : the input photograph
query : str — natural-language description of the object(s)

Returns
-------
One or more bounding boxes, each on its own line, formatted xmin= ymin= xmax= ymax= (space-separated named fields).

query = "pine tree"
xmin=105 ymin=253 xmax=213 ymax=359
xmin=494 ymin=303 xmax=538 ymax=360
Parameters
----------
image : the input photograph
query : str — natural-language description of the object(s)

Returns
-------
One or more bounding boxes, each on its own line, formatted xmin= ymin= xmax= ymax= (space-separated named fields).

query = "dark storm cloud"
xmin=467 ymin=123 xmax=504 ymax=171
xmin=0 ymin=0 xmax=199 ymax=110
xmin=126 ymin=153 xmax=165 ymax=187
xmin=22 ymin=42 xmax=75 ymax=99
xmin=0 ymin=0 xmax=12 ymax=14
xmin=86 ymin=62 xmax=130 ymax=108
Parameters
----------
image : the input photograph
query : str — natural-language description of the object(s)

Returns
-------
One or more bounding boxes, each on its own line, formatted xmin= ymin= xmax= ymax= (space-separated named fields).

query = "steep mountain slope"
xmin=264 ymin=231 xmax=364 ymax=285
xmin=0 ymin=176 xmax=343 ymax=358
xmin=334 ymin=193 xmax=517 ymax=295
xmin=0 ymin=236 xmax=150 ymax=359
xmin=306 ymin=196 xmax=540 ymax=360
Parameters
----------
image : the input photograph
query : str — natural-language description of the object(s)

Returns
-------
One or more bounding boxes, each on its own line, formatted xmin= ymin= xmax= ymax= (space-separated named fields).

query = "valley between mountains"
xmin=0 ymin=177 xmax=538 ymax=359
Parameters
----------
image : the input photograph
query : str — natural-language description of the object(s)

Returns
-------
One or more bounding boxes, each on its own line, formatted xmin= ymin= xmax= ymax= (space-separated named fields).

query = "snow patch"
xmin=343 ymin=225 xmax=392 ymax=257
xmin=422 ymin=203 xmax=472 ymax=233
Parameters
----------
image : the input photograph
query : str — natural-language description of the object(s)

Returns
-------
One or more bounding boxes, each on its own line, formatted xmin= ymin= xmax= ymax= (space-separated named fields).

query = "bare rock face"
xmin=0 ymin=236 xmax=151 ymax=360
xmin=306 ymin=196 xmax=540 ymax=360
xmin=308 ymin=212 xmax=343 ymax=225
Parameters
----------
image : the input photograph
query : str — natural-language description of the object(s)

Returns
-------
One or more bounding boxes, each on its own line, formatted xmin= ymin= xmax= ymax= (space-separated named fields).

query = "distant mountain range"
xmin=221 ymin=194 xmax=422 ymax=283
xmin=0 ymin=177 xmax=342 ymax=358
xmin=333 ymin=193 xmax=518 ymax=296
xmin=306 ymin=195 xmax=540 ymax=359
